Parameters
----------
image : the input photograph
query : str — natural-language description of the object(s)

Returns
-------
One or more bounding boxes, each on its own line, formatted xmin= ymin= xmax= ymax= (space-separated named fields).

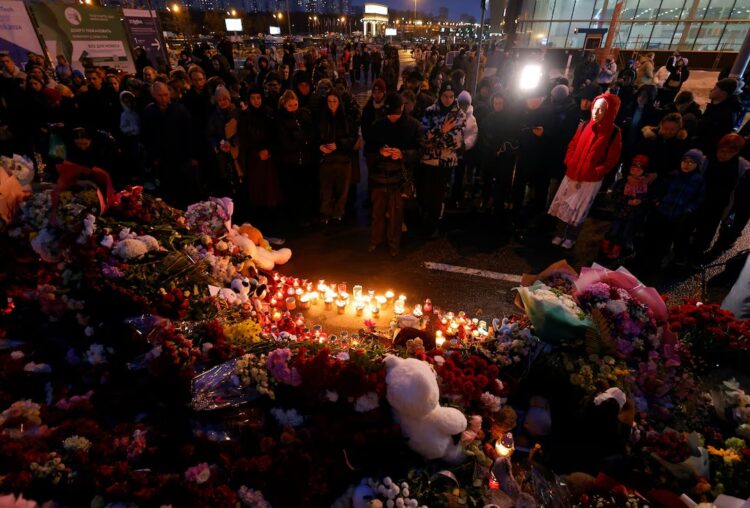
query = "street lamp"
xmin=230 ymin=9 xmax=237 ymax=16
xmin=171 ymin=3 xmax=180 ymax=13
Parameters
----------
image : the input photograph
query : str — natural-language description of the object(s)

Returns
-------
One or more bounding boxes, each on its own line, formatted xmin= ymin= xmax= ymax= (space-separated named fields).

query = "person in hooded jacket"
xmin=275 ymin=90 xmax=317 ymax=227
xmin=698 ymin=78 xmax=743 ymax=154
xmin=692 ymin=134 xmax=749 ymax=259
xmin=317 ymin=91 xmax=356 ymax=223
xmin=238 ymin=85 xmax=282 ymax=227
xmin=548 ymin=93 xmax=622 ymax=249
xmin=419 ymin=82 xmax=466 ymax=236
xmin=451 ymin=90 xmax=478 ymax=208
xmin=292 ymin=70 xmax=312 ymax=109
xmin=477 ymin=91 xmax=518 ymax=215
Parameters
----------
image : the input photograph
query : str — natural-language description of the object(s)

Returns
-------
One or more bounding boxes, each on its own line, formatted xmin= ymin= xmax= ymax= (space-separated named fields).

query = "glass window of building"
xmin=694 ymin=22 xmax=724 ymax=50
xmin=706 ymin=0 xmax=737 ymax=19
xmin=656 ymin=0 xmax=687 ymax=19
xmin=620 ymin=0 xmax=639 ymax=20
xmin=532 ymin=0 xmax=554 ymax=19
xmin=553 ymin=0 xmax=575 ymax=20
xmin=730 ymin=0 xmax=750 ymax=19
xmin=572 ymin=0 xmax=597 ymax=20
xmin=635 ymin=3 xmax=658 ymax=20
xmin=627 ymin=21 xmax=656 ymax=47
xmin=673 ymin=21 xmax=701 ymax=50
xmin=548 ymin=21 xmax=571 ymax=47
xmin=719 ymin=22 xmax=750 ymax=49
xmin=649 ymin=22 xmax=679 ymax=48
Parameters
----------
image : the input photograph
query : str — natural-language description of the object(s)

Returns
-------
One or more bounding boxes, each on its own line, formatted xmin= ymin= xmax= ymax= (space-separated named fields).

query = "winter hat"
xmin=457 ymin=90 xmax=472 ymax=105
xmin=716 ymin=77 xmax=739 ymax=96
xmin=383 ymin=92 xmax=403 ymax=115
xmin=682 ymin=148 xmax=705 ymax=166
xmin=372 ymin=78 xmax=386 ymax=92
xmin=439 ymin=81 xmax=456 ymax=96
xmin=630 ymin=154 xmax=650 ymax=169
xmin=718 ymin=133 xmax=746 ymax=153
xmin=42 ymin=87 xmax=62 ymax=103
xmin=550 ymin=84 xmax=570 ymax=103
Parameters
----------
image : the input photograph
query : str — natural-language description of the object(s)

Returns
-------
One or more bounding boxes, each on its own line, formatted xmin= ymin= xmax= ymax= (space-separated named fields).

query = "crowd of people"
xmin=1 ymin=40 xmax=749 ymax=270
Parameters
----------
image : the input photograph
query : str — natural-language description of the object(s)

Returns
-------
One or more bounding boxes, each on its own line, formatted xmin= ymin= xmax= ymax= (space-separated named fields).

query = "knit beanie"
xmin=550 ymin=84 xmax=570 ymax=103
xmin=715 ymin=78 xmax=739 ymax=96
xmin=682 ymin=148 xmax=705 ymax=166
xmin=718 ymin=133 xmax=746 ymax=153
xmin=383 ymin=92 xmax=403 ymax=115
xmin=457 ymin=90 xmax=472 ymax=105
xmin=439 ymin=81 xmax=456 ymax=96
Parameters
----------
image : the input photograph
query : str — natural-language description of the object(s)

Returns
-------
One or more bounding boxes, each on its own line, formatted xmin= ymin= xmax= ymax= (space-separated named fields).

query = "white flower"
xmin=354 ymin=392 xmax=379 ymax=413
xmin=84 ymin=326 xmax=95 ymax=337
xmin=480 ymin=392 xmax=505 ymax=412
xmin=112 ymin=238 xmax=149 ymax=260
xmin=202 ymin=342 xmax=214 ymax=354
xmin=325 ymin=390 xmax=339 ymax=402
xmin=30 ymin=228 xmax=59 ymax=262
xmin=85 ymin=344 xmax=108 ymax=365
xmin=336 ymin=352 xmax=350 ymax=361
xmin=433 ymin=355 xmax=445 ymax=367
xmin=118 ymin=228 xmax=136 ymax=240
xmin=605 ymin=300 xmax=628 ymax=315
xmin=271 ymin=408 xmax=304 ymax=427
xmin=77 ymin=214 xmax=96 ymax=244
xmin=10 ymin=351 xmax=24 ymax=360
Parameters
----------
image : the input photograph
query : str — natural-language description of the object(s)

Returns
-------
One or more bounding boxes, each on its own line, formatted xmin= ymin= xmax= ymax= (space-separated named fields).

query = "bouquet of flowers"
xmin=184 ymin=197 xmax=233 ymax=238
xmin=516 ymin=281 xmax=592 ymax=344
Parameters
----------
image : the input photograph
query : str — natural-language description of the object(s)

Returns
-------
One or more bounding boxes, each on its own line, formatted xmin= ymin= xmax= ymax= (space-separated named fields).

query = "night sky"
xmin=352 ymin=0 xmax=483 ymax=20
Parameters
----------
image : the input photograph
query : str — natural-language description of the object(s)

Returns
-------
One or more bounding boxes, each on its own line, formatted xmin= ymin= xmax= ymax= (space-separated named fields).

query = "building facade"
xmin=517 ymin=0 xmax=750 ymax=51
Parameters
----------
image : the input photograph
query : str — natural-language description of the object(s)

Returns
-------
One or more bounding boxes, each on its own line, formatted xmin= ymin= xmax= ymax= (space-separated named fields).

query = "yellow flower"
xmin=707 ymin=446 xmax=742 ymax=464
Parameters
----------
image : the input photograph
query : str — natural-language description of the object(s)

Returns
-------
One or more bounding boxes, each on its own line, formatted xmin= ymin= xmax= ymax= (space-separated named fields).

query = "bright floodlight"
xmin=519 ymin=64 xmax=542 ymax=91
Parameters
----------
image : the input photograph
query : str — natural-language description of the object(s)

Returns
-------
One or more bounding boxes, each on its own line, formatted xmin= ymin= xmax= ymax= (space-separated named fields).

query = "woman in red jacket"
xmin=548 ymin=93 xmax=622 ymax=249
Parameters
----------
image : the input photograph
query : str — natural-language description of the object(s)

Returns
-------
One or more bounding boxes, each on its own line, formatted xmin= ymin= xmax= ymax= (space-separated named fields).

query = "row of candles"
xmin=268 ymin=275 xmax=408 ymax=319
xmin=265 ymin=274 xmax=493 ymax=349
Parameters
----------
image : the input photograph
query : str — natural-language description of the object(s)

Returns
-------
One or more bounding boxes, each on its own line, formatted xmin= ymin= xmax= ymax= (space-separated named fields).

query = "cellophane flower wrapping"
xmin=516 ymin=281 xmax=592 ymax=344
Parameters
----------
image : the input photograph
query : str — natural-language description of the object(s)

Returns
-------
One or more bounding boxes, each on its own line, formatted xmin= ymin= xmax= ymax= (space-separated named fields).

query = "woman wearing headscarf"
xmin=548 ymin=93 xmax=622 ymax=249
xmin=237 ymin=85 xmax=282 ymax=226
xmin=317 ymin=90 xmax=356 ymax=223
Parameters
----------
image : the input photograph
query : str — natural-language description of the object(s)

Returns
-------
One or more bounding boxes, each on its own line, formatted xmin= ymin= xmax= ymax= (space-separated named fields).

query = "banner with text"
xmin=31 ymin=3 xmax=135 ymax=73
xmin=122 ymin=8 xmax=166 ymax=69
xmin=0 ymin=0 xmax=44 ymax=68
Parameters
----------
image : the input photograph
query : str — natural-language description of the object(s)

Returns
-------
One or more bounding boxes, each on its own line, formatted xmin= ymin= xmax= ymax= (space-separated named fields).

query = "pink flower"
xmin=184 ymin=462 xmax=211 ymax=484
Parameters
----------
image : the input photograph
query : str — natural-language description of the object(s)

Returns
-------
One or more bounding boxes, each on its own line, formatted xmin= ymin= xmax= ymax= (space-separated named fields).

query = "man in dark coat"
xmin=698 ymin=78 xmax=743 ymax=154
xmin=367 ymin=93 xmax=423 ymax=256
xmin=142 ymin=82 xmax=198 ymax=208
xmin=77 ymin=68 xmax=120 ymax=134
xmin=572 ymin=51 xmax=599 ymax=91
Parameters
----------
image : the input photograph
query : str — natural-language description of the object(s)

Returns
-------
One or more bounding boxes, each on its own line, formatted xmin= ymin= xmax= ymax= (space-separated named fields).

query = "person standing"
xmin=419 ymin=82 xmax=466 ymax=237
xmin=141 ymin=82 xmax=198 ymax=208
xmin=206 ymin=86 xmax=240 ymax=196
xmin=596 ymin=57 xmax=618 ymax=89
xmin=661 ymin=54 xmax=689 ymax=103
xmin=317 ymin=91 xmax=356 ymax=224
xmin=635 ymin=52 xmax=655 ymax=86
xmin=275 ymin=90 xmax=317 ymax=227
xmin=367 ymin=93 xmax=423 ymax=256
xmin=548 ymin=93 xmax=622 ymax=249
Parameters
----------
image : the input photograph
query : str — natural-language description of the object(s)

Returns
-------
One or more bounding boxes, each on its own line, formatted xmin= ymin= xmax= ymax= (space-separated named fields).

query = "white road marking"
xmin=423 ymin=262 xmax=523 ymax=283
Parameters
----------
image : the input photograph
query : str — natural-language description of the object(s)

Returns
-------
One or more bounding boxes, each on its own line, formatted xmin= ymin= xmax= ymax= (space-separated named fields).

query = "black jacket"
xmin=275 ymin=107 xmax=316 ymax=166
xmin=141 ymin=102 xmax=195 ymax=165
xmin=367 ymin=114 xmax=423 ymax=186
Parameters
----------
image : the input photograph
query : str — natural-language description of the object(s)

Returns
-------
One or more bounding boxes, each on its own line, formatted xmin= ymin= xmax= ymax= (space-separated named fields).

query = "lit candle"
xmin=413 ymin=304 xmax=423 ymax=317
xmin=270 ymin=297 xmax=278 ymax=308
xmin=371 ymin=304 xmax=380 ymax=318
xmin=385 ymin=290 xmax=394 ymax=302
xmin=299 ymin=294 xmax=311 ymax=310
xmin=324 ymin=296 xmax=333 ymax=310
xmin=287 ymin=288 xmax=295 ymax=297
xmin=310 ymin=291 xmax=319 ymax=305
xmin=336 ymin=300 xmax=346 ymax=315
xmin=368 ymin=289 xmax=375 ymax=300
xmin=338 ymin=283 xmax=347 ymax=294
xmin=495 ymin=433 xmax=515 ymax=458
xmin=353 ymin=285 xmax=363 ymax=299
xmin=272 ymin=310 xmax=282 ymax=322
xmin=435 ymin=331 xmax=445 ymax=348
xmin=276 ymin=290 xmax=284 ymax=300
xmin=285 ymin=297 xmax=296 ymax=311
xmin=293 ymin=279 xmax=300 ymax=288
xmin=394 ymin=300 xmax=404 ymax=315
xmin=375 ymin=295 xmax=386 ymax=307
xmin=317 ymin=281 xmax=328 ymax=292
xmin=295 ymin=288 xmax=304 ymax=297
xmin=355 ymin=302 xmax=364 ymax=316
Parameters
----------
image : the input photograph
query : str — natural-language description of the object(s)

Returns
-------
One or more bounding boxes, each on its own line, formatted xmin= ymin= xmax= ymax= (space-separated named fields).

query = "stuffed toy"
xmin=227 ymin=225 xmax=291 ymax=272
xmin=384 ymin=355 xmax=467 ymax=463
xmin=112 ymin=234 xmax=161 ymax=260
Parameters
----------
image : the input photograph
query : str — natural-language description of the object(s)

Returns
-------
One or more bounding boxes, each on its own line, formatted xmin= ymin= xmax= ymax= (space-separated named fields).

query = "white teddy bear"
xmin=226 ymin=225 xmax=291 ymax=272
xmin=111 ymin=231 xmax=161 ymax=260
xmin=384 ymin=355 xmax=467 ymax=464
